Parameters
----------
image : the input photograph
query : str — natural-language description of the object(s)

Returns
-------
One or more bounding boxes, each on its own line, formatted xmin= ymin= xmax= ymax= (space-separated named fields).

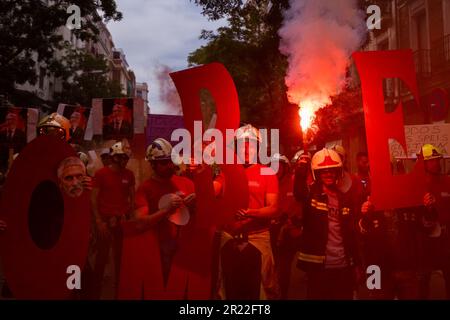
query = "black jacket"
xmin=294 ymin=169 xmax=360 ymax=271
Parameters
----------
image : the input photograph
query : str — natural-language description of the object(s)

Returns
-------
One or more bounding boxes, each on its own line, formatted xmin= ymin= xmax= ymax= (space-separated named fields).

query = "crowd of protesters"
xmin=0 ymin=113 xmax=449 ymax=300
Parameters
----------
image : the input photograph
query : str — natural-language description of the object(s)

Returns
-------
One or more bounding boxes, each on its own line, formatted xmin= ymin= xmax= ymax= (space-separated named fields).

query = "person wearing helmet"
xmin=217 ymin=124 xmax=280 ymax=300
xmin=99 ymin=148 xmax=112 ymax=167
xmin=269 ymin=153 xmax=302 ymax=299
xmin=77 ymin=152 xmax=89 ymax=168
xmin=332 ymin=145 xmax=354 ymax=195
xmin=291 ymin=150 xmax=313 ymax=185
xmin=294 ymin=148 xmax=360 ymax=300
xmin=90 ymin=141 xmax=135 ymax=299
xmin=415 ymin=144 xmax=450 ymax=299
xmin=37 ymin=112 xmax=71 ymax=141
xmin=133 ymin=137 xmax=195 ymax=285
xmin=358 ymin=145 xmax=448 ymax=300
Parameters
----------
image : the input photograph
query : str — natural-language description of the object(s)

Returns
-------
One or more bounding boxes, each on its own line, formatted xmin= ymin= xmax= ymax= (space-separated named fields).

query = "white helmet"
xmin=291 ymin=149 xmax=312 ymax=164
xmin=332 ymin=144 xmax=346 ymax=161
xmin=235 ymin=124 xmax=261 ymax=142
xmin=311 ymin=148 xmax=342 ymax=180
xmin=77 ymin=152 xmax=89 ymax=166
xmin=146 ymin=138 xmax=172 ymax=161
xmin=271 ymin=153 xmax=290 ymax=165
xmin=110 ymin=141 xmax=130 ymax=157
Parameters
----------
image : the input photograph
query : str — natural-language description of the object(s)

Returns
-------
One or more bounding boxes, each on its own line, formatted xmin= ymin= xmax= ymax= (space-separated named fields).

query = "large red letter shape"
xmin=353 ymin=50 xmax=449 ymax=209
xmin=0 ymin=136 xmax=91 ymax=299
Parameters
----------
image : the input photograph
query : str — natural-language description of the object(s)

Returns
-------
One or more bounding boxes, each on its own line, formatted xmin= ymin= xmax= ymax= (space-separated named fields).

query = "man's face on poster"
xmin=59 ymin=164 xmax=85 ymax=198
xmin=112 ymin=105 xmax=125 ymax=121
xmin=70 ymin=112 xmax=81 ymax=128
xmin=6 ymin=113 xmax=18 ymax=129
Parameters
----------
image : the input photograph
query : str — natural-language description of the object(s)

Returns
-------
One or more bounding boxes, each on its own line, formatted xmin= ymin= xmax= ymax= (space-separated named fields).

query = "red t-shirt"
xmin=135 ymin=175 xmax=195 ymax=240
xmin=245 ymin=164 xmax=278 ymax=209
xmin=93 ymin=166 xmax=135 ymax=217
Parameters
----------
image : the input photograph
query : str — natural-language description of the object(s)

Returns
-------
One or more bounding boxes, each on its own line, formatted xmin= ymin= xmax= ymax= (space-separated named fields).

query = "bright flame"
xmin=299 ymin=100 xmax=322 ymax=131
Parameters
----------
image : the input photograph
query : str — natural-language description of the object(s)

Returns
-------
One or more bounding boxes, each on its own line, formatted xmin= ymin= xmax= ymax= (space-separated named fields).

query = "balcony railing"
xmin=431 ymin=34 xmax=450 ymax=71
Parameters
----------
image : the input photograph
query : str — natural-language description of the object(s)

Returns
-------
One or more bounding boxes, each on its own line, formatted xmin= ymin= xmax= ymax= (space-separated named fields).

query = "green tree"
xmin=0 ymin=0 xmax=121 ymax=96
xmin=53 ymin=50 xmax=124 ymax=107
xmin=190 ymin=0 xmax=303 ymax=154
xmin=190 ymin=1 xmax=291 ymax=125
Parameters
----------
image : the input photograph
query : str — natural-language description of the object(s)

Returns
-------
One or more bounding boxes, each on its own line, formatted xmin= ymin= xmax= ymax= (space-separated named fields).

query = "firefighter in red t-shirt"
xmin=134 ymin=138 xmax=196 ymax=285
xmin=217 ymin=124 xmax=280 ymax=300
xmin=91 ymin=141 xmax=135 ymax=299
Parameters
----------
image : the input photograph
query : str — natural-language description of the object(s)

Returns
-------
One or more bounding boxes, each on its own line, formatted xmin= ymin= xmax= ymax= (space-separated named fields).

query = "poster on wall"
xmin=0 ymin=108 xmax=28 ymax=171
xmin=102 ymin=98 xmax=134 ymax=141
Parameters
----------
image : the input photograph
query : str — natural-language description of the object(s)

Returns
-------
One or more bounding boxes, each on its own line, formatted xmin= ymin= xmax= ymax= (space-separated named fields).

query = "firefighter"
xmin=294 ymin=148 xmax=360 ymax=300
xmin=291 ymin=150 xmax=313 ymax=185
xmin=358 ymin=146 xmax=440 ymax=299
xmin=417 ymin=144 xmax=450 ymax=299
xmin=134 ymin=138 xmax=195 ymax=285
xmin=217 ymin=124 xmax=280 ymax=300
xmin=91 ymin=141 xmax=135 ymax=299
xmin=37 ymin=112 xmax=93 ymax=191
xmin=97 ymin=148 xmax=110 ymax=167
xmin=270 ymin=153 xmax=302 ymax=299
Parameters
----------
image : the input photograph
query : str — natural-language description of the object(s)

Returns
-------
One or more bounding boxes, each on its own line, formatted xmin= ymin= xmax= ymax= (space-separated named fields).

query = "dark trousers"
xmin=276 ymin=245 xmax=297 ymax=299
xmin=419 ymin=269 xmax=450 ymax=299
xmin=419 ymin=234 xmax=450 ymax=299
xmin=307 ymin=267 xmax=354 ymax=300
xmin=91 ymin=224 xmax=123 ymax=299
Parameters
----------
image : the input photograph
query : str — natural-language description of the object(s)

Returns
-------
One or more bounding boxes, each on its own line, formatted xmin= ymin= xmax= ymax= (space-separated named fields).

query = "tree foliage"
xmin=53 ymin=51 xmax=124 ymax=107
xmin=0 ymin=0 xmax=122 ymax=95
xmin=189 ymin=0 xmax=292 ymax=128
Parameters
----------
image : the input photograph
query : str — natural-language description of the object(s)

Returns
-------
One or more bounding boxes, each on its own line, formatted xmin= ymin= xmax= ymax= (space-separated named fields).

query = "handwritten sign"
xmin=389 ymin=124 xmax=450 ymax=158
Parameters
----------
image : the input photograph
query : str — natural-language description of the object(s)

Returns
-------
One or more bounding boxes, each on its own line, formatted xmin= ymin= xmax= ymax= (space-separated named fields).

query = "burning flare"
xmin=298 ymin=99 xmax=324 ymax=131
xmin=279 ymin=0 xmax=366 ymax=135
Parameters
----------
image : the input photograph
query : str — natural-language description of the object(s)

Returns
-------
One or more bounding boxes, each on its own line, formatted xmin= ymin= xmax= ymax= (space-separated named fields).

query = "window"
xmin=416 ymin=11 xmax=428 ymax=50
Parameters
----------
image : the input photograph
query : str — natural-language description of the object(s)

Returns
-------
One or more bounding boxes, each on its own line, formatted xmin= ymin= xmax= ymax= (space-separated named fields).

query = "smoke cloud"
xmin=279 ymin=0 xmax=366 ymax=112
xmin=154 ymin=64 xmax=182 ymax=114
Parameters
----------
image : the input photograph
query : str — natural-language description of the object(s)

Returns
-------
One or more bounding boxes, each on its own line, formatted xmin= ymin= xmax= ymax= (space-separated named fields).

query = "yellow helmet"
xmin=417 ymin=144 xmax=443 ymax=161
xmin=37 ymin=113 xmax=70 ymax=141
